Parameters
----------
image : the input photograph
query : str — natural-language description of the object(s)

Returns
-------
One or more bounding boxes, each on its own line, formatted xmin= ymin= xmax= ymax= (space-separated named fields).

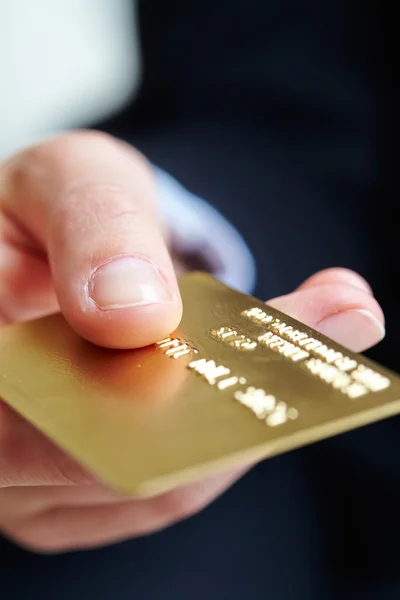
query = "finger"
xmin=0 ymin=272 xmax=384 ymax=488
xmin=0 ymin=270 xmax=384 ymax=486
xmin=2 ymin=467 xmax=246 ymax=553
xmin=297 ymin=267 xmax=373 ymax=295
xmin=0 ymin=401 xmax=93 ymax=488
xmin=268 ymin=275 xmax=384 ymax=353
xmin=0 ymin=213 xmax=58 ymax=324
xmin=0 ymin=484 xmax=127 ymax=521
xmin=0 ymin=275 xmax=386 ymax=554
xmin=0 ymin=131 xmax=181 ymax=348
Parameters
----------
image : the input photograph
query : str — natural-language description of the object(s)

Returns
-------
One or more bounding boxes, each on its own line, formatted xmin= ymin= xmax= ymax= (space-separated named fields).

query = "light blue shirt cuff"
xmin=153 ymin=167 xmax=257 ymax=295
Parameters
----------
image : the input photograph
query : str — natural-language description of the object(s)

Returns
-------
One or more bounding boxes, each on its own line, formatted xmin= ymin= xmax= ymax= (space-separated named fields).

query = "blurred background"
xmin=0 ymin=0 xmax=396 ymax=421
xmin=0 ymin=0 xmax=140 ymax=158
xmin=1 ymin=3 xmax=399 ymax=599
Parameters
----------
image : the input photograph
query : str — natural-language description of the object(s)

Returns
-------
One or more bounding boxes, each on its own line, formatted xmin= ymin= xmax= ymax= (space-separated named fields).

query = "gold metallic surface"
xmin=0 ymin=273 xmax=399 ymax=497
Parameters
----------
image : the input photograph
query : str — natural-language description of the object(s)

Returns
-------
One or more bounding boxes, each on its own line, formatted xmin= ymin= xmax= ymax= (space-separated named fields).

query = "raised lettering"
xmin=344 ymin=382 xmax=369 ymax=399
xmin=165 ymin=344 xmax=192 ymax=359
xmin=303 ymin=338 xmax=322 ymax=351
xmin=188 ymin=358 xmax=230 ymax=384
xmin=266 ymin=403 xmax=299 ymax=427
xmin=313 ymin=345 xmax=343 ymax=363
xmin=241 ymin=307 xmax=273 ymax=325
xmin=234 ymin=387 xmax=276 ymax=419
xmin=286 ymin=330 xmax=309 ymax=343
xmin=290 ymin=350 xmax=310 ymax=362
xmin=335 ymin=356 xmax=358 ymax=372
xmin=217 ymin=376 xmax=247 ymax=390
xmin=258 ymin=331 xmax=274 ymax=344
xmin=211 ymin=326 xmax=238 ymax=340
xmin=351 ymin=365 xmax=390 ymax=392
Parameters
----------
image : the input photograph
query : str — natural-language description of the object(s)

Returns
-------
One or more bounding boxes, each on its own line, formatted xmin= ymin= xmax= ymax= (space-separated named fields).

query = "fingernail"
xmin=89 ymin=257 xmax=173 ymax=310
xmin=318 ymin=309 xmax=385 ymax=352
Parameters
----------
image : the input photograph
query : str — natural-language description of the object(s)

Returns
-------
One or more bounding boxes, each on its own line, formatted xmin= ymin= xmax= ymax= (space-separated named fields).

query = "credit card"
xmin=0 ymin=272 xmax=399 ymax=496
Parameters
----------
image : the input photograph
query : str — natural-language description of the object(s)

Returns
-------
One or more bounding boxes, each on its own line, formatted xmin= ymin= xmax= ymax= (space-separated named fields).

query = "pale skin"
xmin=0 ymin=131 xmax=385 ymax=553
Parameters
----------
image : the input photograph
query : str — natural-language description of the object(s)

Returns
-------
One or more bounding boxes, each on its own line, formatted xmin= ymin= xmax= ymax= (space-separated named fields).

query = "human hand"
xmin=0 ymin=132 xmax=385 ymax=552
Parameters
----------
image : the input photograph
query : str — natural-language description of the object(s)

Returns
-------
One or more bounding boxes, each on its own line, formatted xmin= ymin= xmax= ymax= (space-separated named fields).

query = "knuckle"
xmin=8 ymin=529 xmax=66 ymax=554
xmin=45 ymin=451 xmax=93 ymax=487
xmin=17 ymin=535 xmax=55 ymax=554
xmin=2 ymin=130 xmax=155 ymax=218
xmin=53 ymin=181 xmax=146 ymax=241
xmin=0 ymin=409 xmax=32 ymax=487
xmin=32 ymin=130 xmax=118 ymax=163
xmin=1 ymin=131 xmax=123 ymax=192
xmin=0 ymin=406 xmax=91 ymax=487
xmin=42 ymin=130 xmax=151 ymax=181
xmin=1 ymin=145 xmax=46 ymax=207
xmin=160 ymin=489 xmax=208 ymax=524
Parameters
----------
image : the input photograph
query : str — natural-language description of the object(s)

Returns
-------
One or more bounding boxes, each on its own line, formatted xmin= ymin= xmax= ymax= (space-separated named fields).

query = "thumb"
xmin=0 ymin=132 xmax=181 ymax=349
xmin=0 ymin=268 xmax=385 ymax=488
xmin=268 ymin=268 xmax=385 ymax=353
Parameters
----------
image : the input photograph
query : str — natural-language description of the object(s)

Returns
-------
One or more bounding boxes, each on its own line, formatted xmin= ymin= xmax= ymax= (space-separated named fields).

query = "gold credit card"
xmin=0 ymin=272 xmax=399 ymax=497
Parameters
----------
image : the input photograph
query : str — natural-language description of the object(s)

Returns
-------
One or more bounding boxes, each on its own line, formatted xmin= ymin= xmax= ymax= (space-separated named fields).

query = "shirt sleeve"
xmin=153 ymin=166 xmax=257 ymax=295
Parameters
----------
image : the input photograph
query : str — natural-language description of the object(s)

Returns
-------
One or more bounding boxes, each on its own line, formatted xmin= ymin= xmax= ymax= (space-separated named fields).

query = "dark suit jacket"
xmin=1 ymin=2 xmax=398 ymax=598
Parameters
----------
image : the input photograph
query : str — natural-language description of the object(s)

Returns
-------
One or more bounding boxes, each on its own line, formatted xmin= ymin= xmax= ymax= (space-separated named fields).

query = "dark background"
xmin=1 ymin=1 xmax=399 ymax=598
